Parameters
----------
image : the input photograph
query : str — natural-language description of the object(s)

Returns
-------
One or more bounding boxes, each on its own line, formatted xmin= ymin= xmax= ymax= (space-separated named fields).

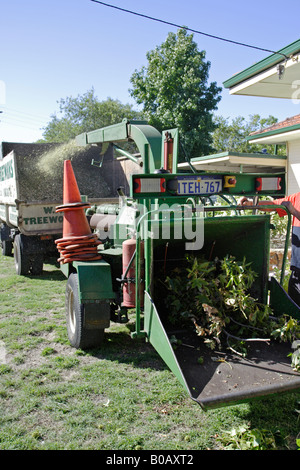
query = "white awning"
xmin=179 ymin=152 xmax=286 ymax=173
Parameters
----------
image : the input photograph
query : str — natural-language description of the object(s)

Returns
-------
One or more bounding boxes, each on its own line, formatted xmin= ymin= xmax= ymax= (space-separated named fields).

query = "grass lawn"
xmin=0 ymin=252 xmax=299 ymax=450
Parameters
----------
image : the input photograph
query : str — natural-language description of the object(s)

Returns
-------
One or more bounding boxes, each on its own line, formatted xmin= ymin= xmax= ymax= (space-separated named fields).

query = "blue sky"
xmin=1 ymin=0 xmax=299 ymax=142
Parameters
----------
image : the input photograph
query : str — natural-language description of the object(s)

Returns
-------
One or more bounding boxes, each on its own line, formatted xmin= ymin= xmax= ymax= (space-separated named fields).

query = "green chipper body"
xmin=60 ymin=119 xmax=300 ymax=410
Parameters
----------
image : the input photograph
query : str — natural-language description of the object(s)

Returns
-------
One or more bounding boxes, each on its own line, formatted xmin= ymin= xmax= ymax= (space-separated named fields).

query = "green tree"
xmin=42 ymin=88 xmax=144 ymax=142
xmin=129 ymin=29 xmax=222 ymax=158
xmin=212 ymin=114 xmax=285 ymax=154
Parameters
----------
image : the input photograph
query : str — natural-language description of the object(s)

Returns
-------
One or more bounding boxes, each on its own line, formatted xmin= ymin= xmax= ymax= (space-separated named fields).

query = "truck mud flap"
xmin=143 ymin=292 xmax=300 ymax=410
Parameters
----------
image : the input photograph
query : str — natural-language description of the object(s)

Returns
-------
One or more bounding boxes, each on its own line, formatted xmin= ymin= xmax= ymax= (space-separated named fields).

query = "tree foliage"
xmin=212 ymin=114 xmax=286 ymax=154
xmin=42 ymin=88 xmax=144 ymax=142
xmin=129 ymin=29 xmax=222 ymax=158
xmin=165 ymin=255 xmax=300 ymax=362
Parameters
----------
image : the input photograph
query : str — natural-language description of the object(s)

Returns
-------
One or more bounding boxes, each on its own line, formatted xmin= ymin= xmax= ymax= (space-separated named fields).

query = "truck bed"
xmin=0 ymin=141 xmax=111 ymax=203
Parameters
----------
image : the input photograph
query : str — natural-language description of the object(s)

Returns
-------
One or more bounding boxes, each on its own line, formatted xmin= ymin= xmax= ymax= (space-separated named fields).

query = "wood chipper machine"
xmin=57 ymin=119 xmax=300 ymax=410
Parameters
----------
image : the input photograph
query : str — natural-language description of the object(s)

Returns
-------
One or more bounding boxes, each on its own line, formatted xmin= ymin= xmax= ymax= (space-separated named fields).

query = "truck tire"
xmin=1 ymin=223 xmax=13 ymax=256
xmin=13 ymin=235 xmax=43 ymax=275
xmin=14 ymin=234 xmax=30 ymax=275
xmin=30 ymin=255 xmax=43 ymax=275
xmin=65 ymin=272 xmax=105 ymax=350
xmin=2 ymin=240 xmax=13 ymax=256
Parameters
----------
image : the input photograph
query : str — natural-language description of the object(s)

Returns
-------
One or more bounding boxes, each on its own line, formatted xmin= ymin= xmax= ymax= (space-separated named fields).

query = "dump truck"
xmin=54 ymin=119 xmax=300 ymax=409
xmin=0 ymin=141 xmax=113 ymax=275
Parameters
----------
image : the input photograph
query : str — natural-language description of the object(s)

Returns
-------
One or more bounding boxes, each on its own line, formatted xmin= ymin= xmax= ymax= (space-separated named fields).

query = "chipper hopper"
xmin=58 ymin=119 xmax=300 ymax=410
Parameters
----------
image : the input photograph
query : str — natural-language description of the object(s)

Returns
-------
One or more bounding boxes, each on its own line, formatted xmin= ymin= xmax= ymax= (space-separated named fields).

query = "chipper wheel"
xmin=65 ymin=272 xmax=105 ymax=350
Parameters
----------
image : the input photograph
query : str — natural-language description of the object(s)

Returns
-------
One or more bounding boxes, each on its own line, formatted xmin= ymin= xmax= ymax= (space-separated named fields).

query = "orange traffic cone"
xmin=55 ymin=160 xmax=102 ymax=263
xmin=57 ymin=206 xmax=93 ymax=239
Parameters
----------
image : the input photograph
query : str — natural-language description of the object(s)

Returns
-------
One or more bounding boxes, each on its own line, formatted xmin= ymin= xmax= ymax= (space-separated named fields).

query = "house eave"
xmin=223 ymin=39 xmax=300 ymax=99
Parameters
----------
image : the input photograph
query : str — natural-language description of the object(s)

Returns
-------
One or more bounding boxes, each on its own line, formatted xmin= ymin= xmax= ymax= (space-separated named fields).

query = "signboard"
xmin=0 ymin=151 xmax=17 ymax=204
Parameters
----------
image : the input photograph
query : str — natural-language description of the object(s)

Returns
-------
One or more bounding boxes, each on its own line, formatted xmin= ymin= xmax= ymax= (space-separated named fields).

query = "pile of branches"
xmin=164 ymin=255 xmax=300 ymax=367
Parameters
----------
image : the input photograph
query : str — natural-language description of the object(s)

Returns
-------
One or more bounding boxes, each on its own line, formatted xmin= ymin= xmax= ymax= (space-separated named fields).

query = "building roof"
xmin=251 ymin=114 xmax=300 ymax=135
xmin=247 ymin=114 xmax=300 ymax=144
xmin=223 ymin=39 xmax=300 ymax=99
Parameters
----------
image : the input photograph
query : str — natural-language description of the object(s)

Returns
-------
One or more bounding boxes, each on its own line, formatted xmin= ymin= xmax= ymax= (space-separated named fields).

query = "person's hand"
xmin=238 ymin=197 xmax=253 ymax=206
xmin=280 ymin=200 xmax=300 ymax=220
xmin=280 ymin=200 xmax=292 ymax=211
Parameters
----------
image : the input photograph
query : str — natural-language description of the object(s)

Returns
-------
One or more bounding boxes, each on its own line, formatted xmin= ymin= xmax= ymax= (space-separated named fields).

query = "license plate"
xmin=177 ymin=176 xmax=222 ymax=195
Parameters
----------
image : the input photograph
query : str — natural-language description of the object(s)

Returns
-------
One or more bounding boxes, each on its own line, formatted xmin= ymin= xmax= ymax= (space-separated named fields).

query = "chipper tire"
xmin=65 ymin=272 xmax=105 ymax=350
